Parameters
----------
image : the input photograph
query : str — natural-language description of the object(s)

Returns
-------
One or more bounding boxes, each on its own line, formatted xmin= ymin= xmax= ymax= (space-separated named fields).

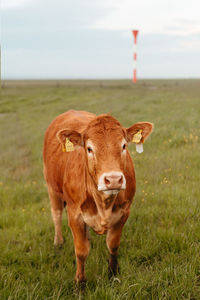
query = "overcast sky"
xmin=2 ymin=0 xmax=200 ymax=79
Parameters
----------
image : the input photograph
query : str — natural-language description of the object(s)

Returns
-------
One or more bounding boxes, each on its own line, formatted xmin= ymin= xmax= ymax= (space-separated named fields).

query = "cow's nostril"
xmin=118 ymin=176 xmax=123 ymax=185
xmin=104 ymin=177 xmax=110 ymax=185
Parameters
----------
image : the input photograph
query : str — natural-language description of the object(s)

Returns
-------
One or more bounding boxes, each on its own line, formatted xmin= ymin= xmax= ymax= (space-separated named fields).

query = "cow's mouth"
xmin=101 ymin=189 xmax=121 ymax=195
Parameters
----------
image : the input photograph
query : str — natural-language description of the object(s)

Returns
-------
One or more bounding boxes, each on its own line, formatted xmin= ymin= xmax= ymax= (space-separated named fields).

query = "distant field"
xmin=0 ymin=79 xmax=200 ymax=299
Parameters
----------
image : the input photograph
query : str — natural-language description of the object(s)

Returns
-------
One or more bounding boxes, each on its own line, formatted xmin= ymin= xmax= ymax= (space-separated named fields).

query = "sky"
xmin=2 ymin=0 xmax=200 ymax=79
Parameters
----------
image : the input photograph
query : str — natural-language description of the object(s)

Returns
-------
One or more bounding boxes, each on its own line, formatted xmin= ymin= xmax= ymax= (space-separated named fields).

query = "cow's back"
xmin=43 ymin=110 xmax=96 ymax=194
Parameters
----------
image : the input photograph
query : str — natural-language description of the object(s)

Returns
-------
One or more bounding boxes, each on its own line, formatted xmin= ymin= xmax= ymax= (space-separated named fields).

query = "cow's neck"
xmin=86 ymin=169 xmax=117 ymax=220
xmin=95 ymin=190 xmax=116 ymax=219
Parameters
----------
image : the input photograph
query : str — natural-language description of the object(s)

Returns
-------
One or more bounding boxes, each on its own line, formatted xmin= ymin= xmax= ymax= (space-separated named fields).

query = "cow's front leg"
xmin=106 ymin=214 xmax=129 ymax=278
xmin=68 ymin=211 xmax=90 ymax=284
xmin=47 ymin=185 xmax=64 ymax=246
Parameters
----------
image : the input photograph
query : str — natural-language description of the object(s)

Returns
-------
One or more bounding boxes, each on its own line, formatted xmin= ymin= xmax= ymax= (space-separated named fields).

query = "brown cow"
xmin=43 ymin=110 xmax=153 ymax=283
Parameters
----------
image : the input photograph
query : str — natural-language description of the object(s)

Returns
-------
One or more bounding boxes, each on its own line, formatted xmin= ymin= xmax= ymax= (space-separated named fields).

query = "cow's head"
xmin=57 ymin=115 xmax=153 ymax=197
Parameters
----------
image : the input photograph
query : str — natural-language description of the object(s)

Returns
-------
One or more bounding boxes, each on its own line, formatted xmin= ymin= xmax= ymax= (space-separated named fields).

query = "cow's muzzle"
xmin=98 ymin=171 xmax=126 ymax=192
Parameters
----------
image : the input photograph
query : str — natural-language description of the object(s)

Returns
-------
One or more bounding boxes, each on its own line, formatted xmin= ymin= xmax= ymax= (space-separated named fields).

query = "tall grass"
xmin=0 ymin=79 xmax=200 ymax=299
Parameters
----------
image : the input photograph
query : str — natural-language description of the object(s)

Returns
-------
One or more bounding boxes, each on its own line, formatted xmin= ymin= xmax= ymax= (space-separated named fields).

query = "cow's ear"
xmin=56 ymin=129 xmax=83 ymax=152
xmin=126 ymin=122 xmax=154 ymax=143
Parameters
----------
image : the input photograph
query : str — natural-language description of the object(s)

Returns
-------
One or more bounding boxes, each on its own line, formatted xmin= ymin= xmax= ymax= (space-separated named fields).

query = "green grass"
xmin=0 ymin=79 xmax=200 ymax=299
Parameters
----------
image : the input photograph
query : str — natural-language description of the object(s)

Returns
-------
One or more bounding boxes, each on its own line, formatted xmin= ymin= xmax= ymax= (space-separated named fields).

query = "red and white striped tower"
xmin=132 ymin=30 xmax=139 ymax=83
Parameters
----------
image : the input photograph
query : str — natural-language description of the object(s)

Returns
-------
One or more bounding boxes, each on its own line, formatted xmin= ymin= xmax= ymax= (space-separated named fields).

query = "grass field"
xmin=0 ymin=79 xmax=200 ymax=299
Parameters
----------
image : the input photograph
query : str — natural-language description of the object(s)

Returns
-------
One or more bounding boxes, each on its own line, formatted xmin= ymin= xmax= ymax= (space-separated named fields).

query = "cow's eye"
xmin=87 ymin=147 xmax=93 ymax=153
xmin=122 ymin=144 xmax=126 ymax=150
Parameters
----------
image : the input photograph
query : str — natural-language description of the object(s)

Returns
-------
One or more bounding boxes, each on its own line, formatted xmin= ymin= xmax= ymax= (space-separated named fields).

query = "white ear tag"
xmin=136 ymin=143 xmax=143 ymax=153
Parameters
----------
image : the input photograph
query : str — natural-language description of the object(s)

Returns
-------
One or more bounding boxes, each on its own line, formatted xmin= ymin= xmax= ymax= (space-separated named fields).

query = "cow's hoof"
xmin=108 ymin=254 xmax=120 ymax=279
xmin=75 ymin=278 xmax=86 ymax=293
xmin=54 ymin=236 xmax=64 ymax=247
xmin=108 ymin=263 xmax=120 ymax=279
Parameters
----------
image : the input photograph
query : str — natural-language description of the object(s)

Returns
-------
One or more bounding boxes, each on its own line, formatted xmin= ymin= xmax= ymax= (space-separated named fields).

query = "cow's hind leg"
xmin=106 ymin=214 xmax=128 ymax=278
xmin=47 ymin=185 xmax=64 ymax=246
xmin=67 ymin=210 xmax=90 ymax=284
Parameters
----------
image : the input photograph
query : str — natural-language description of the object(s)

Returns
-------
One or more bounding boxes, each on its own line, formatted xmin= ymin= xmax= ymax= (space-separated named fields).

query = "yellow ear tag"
xmin=65 ymin=138 xmax=74 ymax=152
xmin=132 ymin=130 xmax=143 ymax=144
xmin=132 ymin=130 xmax=143 ymax=154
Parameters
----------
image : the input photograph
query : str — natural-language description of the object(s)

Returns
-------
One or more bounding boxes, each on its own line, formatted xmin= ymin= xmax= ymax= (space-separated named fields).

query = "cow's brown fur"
xmin=43 ymin=109 xmax=153 ymax=283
